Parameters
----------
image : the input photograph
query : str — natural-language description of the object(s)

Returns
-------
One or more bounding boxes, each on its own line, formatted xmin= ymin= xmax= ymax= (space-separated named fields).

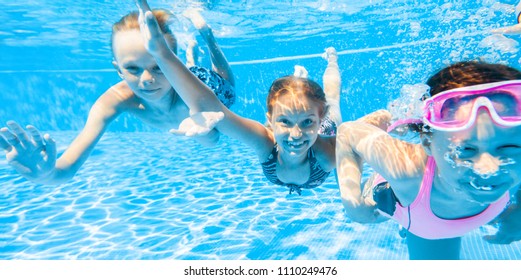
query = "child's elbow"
xmin=336 ymin=121 xmax=359 ymax=143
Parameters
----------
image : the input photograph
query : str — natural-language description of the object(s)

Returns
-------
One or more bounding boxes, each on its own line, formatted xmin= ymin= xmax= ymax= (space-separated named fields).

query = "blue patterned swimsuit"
xmin=189 ymin=66 xmax=235 ymax=108
xmin=318 ymin=117 xmax=336 ymax=136
xmin=261 ymin=145 xmax=331 ymax=195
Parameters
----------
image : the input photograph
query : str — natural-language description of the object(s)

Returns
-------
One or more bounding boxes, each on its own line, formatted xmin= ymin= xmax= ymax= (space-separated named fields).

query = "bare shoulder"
xmin=97 ymin=81 xmax=138 ymax=111
xmin=83 ymin=81 xmax=138 ymax=123
xmin=256 ymin=128 xmax=277 ymax=163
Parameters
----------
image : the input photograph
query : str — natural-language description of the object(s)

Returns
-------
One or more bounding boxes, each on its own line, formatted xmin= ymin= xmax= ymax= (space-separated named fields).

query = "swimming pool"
xmin=1 ymin=0 xmax=521 ymax=260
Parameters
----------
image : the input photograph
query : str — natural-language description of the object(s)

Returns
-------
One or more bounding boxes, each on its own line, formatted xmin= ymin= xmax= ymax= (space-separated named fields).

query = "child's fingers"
xmin=6 ymin=121 xmax=31 ymax=148
xmin=185 ymin=129 xmax=196 ymax=137
xmin=0 ymin=127 xmax=23 ymax=149
xmin=43 ymin=134 xmax=57 ymax=162
xmin=0 ymin=135 xmax=10 ymax=151
xmin=214 ymin=112 xmax=225 ymax=121
xmin=26 ymin=125 xmax=44 ymax=148
xmin=202 ymin=112 xmax=224 ymax=126
xmin=144 ymin=11 xmax=162 ymax=38
xmin=134 ymin=0 xmax=152 ymax=12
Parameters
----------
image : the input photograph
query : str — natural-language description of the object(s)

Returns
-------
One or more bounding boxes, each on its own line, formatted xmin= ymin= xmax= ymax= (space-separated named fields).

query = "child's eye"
xmin=456 ymin=147 xmax=477 ymax=158
xmin=152 ymin=66 xmax=163 ymax=74
xmin=278 ymin=119 xmax=290 ymax=126
xmin=499 ymin=145 xmax=521 ymax=154
xmin=126 ymin=66 xmax=140 ymax=74
xmin=301 ymin=119 xmax=314 ymax=127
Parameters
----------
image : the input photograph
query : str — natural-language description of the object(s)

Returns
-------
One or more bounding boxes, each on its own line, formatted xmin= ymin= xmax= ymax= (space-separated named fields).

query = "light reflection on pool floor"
xmin=0 ymin=132 xmax=519 ymax=260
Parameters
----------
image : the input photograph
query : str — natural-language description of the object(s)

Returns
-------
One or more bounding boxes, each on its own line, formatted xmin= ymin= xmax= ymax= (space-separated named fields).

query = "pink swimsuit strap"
xmin=392 ymin=156 xmax=510 ymax=239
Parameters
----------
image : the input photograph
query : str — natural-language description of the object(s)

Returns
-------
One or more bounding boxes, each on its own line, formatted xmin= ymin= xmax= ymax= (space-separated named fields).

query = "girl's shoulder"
xmin=311 ymin=136 xmax=336 ymax=171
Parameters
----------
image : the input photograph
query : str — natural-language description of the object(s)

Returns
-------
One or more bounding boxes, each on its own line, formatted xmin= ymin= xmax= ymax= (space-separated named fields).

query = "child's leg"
xmin=185 ymin=39 xmax=198 ymax=68
xmin=406 ymin=231 xmax=461 ymax=260
xmin=184 ymin=9 xmax=235 ymax=86
xmin=322 ymin=47 xmax=341 ymax=126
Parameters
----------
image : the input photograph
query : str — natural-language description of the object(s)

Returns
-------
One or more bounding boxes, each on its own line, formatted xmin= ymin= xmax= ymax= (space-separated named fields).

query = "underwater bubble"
xmin=499 ymin=157 xmax=516 ymax=166
xmin=458 ymin=160 xmax=473 ymax=169
xmin=444 ymin=151 xmax=457 ymax=168
xmin=444 ymin=143 xmax=463 ymax=168
xmin=388 ymin=83 xmax=429 ymax=121
xmin=409 ymin=21 xmax=421 ymax=37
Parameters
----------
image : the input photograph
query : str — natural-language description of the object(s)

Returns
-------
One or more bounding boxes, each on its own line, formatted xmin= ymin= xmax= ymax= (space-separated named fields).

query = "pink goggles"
xmin=423 ymin=80 xmax=521 ymax=131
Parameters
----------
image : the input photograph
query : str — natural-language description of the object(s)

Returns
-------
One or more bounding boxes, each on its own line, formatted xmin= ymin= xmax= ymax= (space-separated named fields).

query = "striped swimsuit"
xmin=261 ymin=144 xmax=331 ymax=195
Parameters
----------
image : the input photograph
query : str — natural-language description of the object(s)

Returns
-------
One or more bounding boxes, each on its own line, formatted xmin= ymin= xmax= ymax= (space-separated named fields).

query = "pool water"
xmin=2 ymin=0 xmax=521 ymax=259
xmin=1 ymin=133 xmax=520 ymax=260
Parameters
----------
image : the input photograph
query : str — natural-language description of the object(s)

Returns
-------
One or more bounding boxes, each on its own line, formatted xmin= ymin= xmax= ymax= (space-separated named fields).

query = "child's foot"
xmin=186 ymin=39 xmax=199 ymax=67
xmin=293 ymin=65 xmax=308 ymax=78
xmin=183 ymin=8 xmax=208 ymax=30
xmin=322 ymin=47 xmax=338 ymax=63
xmin=187 ymin=39 xmax=198 ymax=50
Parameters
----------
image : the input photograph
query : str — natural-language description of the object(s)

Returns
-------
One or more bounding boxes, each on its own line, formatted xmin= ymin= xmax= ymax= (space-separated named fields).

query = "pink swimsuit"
xmin=374 ymin=156 xmax=510 ymax=240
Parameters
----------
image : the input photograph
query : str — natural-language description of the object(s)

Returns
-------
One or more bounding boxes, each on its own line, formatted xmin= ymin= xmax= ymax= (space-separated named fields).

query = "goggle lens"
xmin=423 ymin=81 xmax=521 ymax=131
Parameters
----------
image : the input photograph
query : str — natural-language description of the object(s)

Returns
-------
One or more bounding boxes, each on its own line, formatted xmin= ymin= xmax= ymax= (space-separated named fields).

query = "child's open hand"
xmin=0 ymin=121 xmax=57 ymax=182
xmin=134 ymin=0 xmax=170 ymax=56
xmin=343 ymin=198 xmax=387 ymax=224
xmin=170 ymin=111 xmax=224 ymax=137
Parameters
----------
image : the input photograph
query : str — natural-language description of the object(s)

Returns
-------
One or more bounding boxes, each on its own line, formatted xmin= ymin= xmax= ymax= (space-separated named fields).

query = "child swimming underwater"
xmin=336 ymin=61 xmax=521 ymax=259
xmin=135 ymin=0 xmax=387 ymax=195
xmin=0 ymin=8 xmax=234 ymax=184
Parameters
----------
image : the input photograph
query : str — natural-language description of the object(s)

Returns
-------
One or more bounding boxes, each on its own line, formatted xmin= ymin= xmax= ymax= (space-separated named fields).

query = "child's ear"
xmin=321 ymin=105 xmax=330 ymax=120
xmin=420 ymin=133 xmax=433 ymax=156
xmin=112 ymin=60 xmax=124 ymax=79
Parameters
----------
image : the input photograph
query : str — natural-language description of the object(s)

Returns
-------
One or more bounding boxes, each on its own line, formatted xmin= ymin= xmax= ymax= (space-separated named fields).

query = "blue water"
xmin=1 ymin=0 xmax=521 ymax=259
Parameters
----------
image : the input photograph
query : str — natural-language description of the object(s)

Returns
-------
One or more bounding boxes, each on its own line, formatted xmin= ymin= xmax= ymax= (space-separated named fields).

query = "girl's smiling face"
xmin=268 ymin=94 xmax=322 ymax=157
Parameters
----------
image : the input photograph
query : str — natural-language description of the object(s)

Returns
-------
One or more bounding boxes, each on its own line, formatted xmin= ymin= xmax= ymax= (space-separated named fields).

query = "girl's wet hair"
xmin=111 ymin=9 xmax=177 ymax=55
xmin=427 ymin=61 xmax=521 ymax=96
xmin=267 ymin=76 xmax=327 ymax=118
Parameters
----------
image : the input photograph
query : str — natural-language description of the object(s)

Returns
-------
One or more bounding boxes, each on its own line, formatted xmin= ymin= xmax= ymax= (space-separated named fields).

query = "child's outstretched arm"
xmin=183 ymin=9 xmax=235 ymax=86
xmin=135 ymin=0 xmax=223 ymax=114
xmin=1 ymin=121 xmax=57 ymax=183
xmin=134 ymin=0 xmax=273 ymax=157
xmin=0 ymin=95 xmax=121 ymax=184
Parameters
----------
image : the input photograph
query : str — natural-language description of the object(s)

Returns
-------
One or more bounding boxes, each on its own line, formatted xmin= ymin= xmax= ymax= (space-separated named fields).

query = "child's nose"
xmin=141 ymin=70 xmax=155 ymax=85
xmin=289 ymin=126 xmax=302 ymax=138
xmin=472 ymin=152 xmax=501 ymax=178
